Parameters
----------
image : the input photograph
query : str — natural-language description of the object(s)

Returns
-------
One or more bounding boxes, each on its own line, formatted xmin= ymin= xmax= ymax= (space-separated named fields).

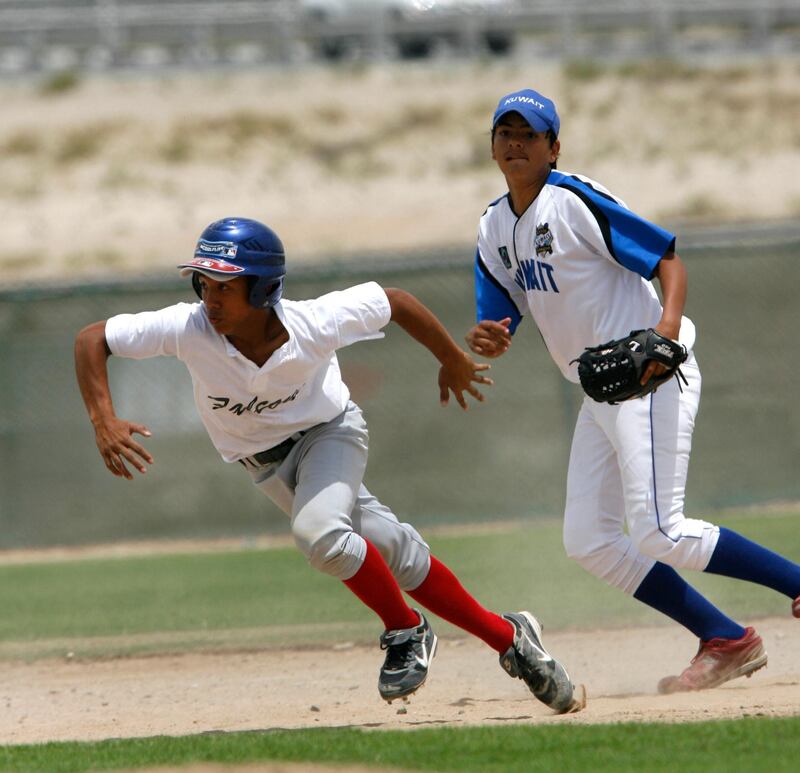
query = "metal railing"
xmin=0 ymin=0 xmax=797 ymax=73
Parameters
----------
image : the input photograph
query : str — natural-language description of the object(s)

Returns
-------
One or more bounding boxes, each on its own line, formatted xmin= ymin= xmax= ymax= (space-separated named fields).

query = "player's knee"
xmin=563 ymin=529 xmax=599 ymax=566
xmin=630 ymin=523 xmax=678 ymax=563
xmin=293 ymin=524 xmax=362 ymax=579
xmin=303 ymin=530 xmax=341 ymax=571
xmin=563 ymin=530 xmax=635 ymax=586
xmin=564 ymin=539 xmax=606 ymax=577
xmin=629 ymin=515 xmax=719 ymax=571
xmin=357 ymin=501 xmax=431 ymax=589
xmin=391 ymin=540 xmax=430 ymax=591
xmin=379 ymin=523 xmax=430 ymax=590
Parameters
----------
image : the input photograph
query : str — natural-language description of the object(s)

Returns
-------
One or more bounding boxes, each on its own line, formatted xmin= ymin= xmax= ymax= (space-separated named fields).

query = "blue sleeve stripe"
xmin=475 ymin=248 xmax=523 ymax=333
xmin=481 ymin=193 xmax=509 ymax=217
xmin=569 ymin=176 xmax=619 ymax=205
xmin=558 ymin=180 xmax=616 ymax=257
xmin=555 ymin=176 xmax=676 ymax=279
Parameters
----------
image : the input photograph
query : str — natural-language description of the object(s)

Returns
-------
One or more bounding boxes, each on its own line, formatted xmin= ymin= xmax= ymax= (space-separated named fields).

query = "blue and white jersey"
xmin=475 ymin=170 xmax=695 ymax=382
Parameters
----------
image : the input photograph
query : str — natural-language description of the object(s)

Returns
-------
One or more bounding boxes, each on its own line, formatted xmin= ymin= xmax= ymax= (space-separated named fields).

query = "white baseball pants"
xmin=563 ymin=355 xmax=720 ymax=595
xmin=245 ymin=401 xmax=431 ymax=588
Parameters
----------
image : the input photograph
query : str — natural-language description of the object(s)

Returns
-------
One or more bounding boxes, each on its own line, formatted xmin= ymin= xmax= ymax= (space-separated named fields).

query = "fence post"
xmin=650 ymin=6 xmax=676 ymax=57
xmin=559 ymin=6 xmax=578 ymax=58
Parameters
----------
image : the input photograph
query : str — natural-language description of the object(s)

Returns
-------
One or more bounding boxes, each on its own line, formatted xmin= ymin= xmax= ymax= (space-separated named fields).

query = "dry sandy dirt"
xmin=2 ymin=616 xmax=799 ymax=750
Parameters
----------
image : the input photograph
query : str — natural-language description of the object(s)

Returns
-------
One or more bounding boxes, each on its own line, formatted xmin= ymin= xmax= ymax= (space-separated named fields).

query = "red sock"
xmin=407 ymin=555 xmax=514 ymax=653
xmin=343 ymin=539 xmax=419 ymax=631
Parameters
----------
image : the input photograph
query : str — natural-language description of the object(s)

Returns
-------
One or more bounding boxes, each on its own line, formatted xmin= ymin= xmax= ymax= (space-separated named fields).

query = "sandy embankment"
xmin=1 ymin=58 xmax=799 ymax=285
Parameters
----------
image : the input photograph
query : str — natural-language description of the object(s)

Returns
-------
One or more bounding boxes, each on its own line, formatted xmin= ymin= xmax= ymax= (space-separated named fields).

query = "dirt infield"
xmin=2 ymin=617 xmax=799 ymax=746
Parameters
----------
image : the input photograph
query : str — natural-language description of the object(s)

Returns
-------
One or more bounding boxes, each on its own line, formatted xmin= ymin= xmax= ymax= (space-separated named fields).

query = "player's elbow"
xmin=383 ymin=287 xmax=414 ymax=321
xmin=75 ymin=320 xmax=111 ymax=359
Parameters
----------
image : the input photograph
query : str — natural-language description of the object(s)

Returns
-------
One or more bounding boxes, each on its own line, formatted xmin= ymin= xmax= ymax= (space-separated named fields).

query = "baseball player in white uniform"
xmin=74 ymin=216 xmax=584 ymax=713
xmin=466 ymin=89 xmax=800 ymax=693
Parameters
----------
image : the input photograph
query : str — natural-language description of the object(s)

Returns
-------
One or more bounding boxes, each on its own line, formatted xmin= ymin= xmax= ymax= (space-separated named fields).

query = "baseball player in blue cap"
xmin=75 ymin=216 xmax=585 ymax=713
xmin=465 ymin=88 xmax=800 ymax=693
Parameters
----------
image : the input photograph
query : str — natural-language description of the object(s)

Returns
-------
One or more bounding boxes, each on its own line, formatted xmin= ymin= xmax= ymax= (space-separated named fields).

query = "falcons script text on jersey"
xmin=208 ymin=388 xmax=301 ymax=415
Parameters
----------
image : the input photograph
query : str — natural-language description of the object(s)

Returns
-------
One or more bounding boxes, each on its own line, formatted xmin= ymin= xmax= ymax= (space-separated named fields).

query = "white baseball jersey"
xmin=105 ymin=281 xmax=391 ymax=462
xmin=474 ymin=170 xmax=695 ymax=382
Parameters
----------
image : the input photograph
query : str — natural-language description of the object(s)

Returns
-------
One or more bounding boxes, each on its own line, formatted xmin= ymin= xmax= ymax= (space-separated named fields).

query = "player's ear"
xmin=550 ymin=138 xmax=561 ymax=165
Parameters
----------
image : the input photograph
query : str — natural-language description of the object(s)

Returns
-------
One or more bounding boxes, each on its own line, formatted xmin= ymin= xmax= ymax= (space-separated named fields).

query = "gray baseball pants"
xmin=244 ymin=401 xmax=431 ymax=588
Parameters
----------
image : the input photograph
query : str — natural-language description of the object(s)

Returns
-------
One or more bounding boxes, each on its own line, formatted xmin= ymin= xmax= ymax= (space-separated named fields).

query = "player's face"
xmin=491 ymin=113 xmax=559 ymax=185
xmin=197 ymin=274 xmax=258 ymax=335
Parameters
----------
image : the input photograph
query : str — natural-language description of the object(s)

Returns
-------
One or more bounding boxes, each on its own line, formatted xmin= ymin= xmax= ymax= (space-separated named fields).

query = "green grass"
xmin=3 ymin=718 xmax=800 ymax=772
xmin=0 ymin=511 xmax=798 ymax=659
xmin=2 ymin=510 xmax=799 ymax=770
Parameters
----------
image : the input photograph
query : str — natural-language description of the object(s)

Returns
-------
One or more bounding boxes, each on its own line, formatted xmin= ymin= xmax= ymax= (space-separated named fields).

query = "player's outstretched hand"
xmin=438 ymin=349 xmax=492 ymax=410
xmin=466 ymin=318 xmax=512 ymax=358
xmin=94 ymin=416 xmax=153 ymax=480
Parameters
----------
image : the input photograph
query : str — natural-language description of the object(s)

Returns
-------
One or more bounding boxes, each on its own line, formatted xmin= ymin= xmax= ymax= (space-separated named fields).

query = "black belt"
xmin=249 ymin=431 xmax=306 ymax=466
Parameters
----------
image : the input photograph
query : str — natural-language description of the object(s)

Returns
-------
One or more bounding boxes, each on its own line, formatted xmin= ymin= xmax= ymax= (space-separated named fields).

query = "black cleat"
xmin=378 ymin=609 xmax=437 ymax=703
xmin=499 ymin=611 xmax=585 ymax=714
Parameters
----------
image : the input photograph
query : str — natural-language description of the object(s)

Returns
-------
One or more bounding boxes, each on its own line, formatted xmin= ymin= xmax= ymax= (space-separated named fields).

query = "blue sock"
xmin=633 ymin=562 xmax=746 ymax=641
xmin=705 ymin=527 xmax=800 ymax=598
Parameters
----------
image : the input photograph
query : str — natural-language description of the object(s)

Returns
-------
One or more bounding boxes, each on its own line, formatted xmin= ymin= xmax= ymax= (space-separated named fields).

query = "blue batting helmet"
xmin=177 ymin=217 xmax=286 ymax=309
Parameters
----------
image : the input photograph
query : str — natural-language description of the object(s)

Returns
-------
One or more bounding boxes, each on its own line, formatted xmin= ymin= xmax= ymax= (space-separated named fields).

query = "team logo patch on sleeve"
xmin=498 ymin=245 xmax=512 ymax=269
xmin=534 ymin=223 xmax=554 ymax=258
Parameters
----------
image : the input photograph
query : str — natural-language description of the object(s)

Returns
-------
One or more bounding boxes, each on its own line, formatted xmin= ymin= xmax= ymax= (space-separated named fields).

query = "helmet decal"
xmin=195 ymin=240 xmax=239 ymax=260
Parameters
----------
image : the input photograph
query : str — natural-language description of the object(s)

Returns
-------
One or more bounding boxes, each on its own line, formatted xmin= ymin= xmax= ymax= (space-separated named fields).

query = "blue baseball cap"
xmin=492 ymin=89 xmax=560 ymax=137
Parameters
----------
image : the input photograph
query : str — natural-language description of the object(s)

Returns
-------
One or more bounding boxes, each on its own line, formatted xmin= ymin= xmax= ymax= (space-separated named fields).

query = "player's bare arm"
xmin=642 ymin=251 xmax=688 ymax=384
xmin=74 ymin=320 xmax=153 ymax=479
xmin=466 ymin=317 xmax=513 ymax=359
xmin=383 ymin=287 xmax=492 ymax=410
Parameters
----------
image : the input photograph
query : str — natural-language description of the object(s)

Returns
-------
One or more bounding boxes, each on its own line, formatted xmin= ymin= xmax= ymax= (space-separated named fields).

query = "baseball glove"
xmin=572 ymin=328 xmax=688 ymax=404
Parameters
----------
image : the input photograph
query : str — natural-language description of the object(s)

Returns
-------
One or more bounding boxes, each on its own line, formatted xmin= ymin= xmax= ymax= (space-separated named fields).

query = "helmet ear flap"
xmin=191 ymin=272 xmax=203 ymax=300
xmin=248 ymin=276 xmax=284 ymax=308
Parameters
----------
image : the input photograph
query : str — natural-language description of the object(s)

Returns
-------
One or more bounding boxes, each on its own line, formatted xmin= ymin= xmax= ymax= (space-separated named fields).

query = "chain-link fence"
xmin=1 ymin=233 xmax=798 ymax=549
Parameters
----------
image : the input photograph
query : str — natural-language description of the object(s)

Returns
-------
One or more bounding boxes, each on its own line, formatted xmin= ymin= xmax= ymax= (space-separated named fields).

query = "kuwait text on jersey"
xmin=514 ymin=259 xmax=559 ymax=293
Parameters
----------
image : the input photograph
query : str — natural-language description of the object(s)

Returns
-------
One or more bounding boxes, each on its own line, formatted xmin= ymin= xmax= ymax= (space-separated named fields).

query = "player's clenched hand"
xmin=93 ymin=416 xmax=153 ymax=480
xmin=640 ymin=360 xmax=668 ymax=386
xmin=465 ymin=318 xmax=512 ymax=358
xmin=641 ymin=321 xmax=680 ymax=385
xmin=438 ymin=349 xmax=492 ymax=410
